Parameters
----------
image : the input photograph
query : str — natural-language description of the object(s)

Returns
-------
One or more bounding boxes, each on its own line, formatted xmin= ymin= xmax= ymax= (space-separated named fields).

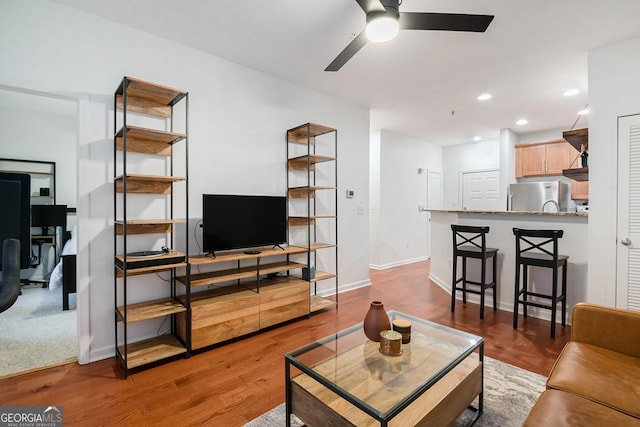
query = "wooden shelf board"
xmin=562 ymin=167 xmax=589 ymax=181
xmin=289 ymin=243 xmax=336 ymax=252
xmin=293 ymin=271 xmax=336 ymax=283
xmin=114 ymin=173 xmax=187 ymax=183
xmin=289 ymin=216 xmax=336 ymax=226
xmin=179 ymin=261 xmax=307 ymax=287
xmin=115 ymin=219 xmax=186 ymax=235
xmin=118 ymin=334 xmax=187 ymax=369
xmin=116 ymin=77 xmax=187 ymax=118
xmin=288 ymin=155 xmax=336 ymax=171
xmin=312 ymin=271 xmax=336 ymax=282
xmin=288 ymin=185 xmax=337 ymax=198
xmin=562 ymin=128 xmax=588 ymax=152
xmin=287 ymin=123 xmax=336 ymax=144
xmin=115 ymin=257 xmax=188 ymax=277
xmin=115 ymin=125 xmax=186 ymax=156
xmin=184 ymin=266 xmax=262 ymax=287
xmin=309 ymin=242 xmax=337 ymax=251
xmin=116 ymin=298 xmax=187 ymax=323
xmin=310 ymin=295 xmax=337 ymax=313
xmin=114 ymin=174 xmax=186 ymax=194
xmin=259 ymin=261 xmax=307 ymax=276
xmin=188 ymin=245 xmax=307 ymax=266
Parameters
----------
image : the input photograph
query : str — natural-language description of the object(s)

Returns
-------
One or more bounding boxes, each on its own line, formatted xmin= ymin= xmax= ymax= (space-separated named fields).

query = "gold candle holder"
xmin=379 ymin=330 xmax=402 ymax=356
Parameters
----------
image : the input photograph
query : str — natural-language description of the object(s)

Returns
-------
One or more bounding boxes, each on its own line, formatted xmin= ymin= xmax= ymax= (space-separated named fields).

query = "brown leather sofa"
xmin=524 ymin=303 xmax=640 ymax=426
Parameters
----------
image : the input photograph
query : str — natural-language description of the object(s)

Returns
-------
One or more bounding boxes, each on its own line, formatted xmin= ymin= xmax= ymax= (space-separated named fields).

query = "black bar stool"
xmin=451 ymin=225 xmax=498 ymax=319
xmin=513 ymin=228 xmax=568 ymax=338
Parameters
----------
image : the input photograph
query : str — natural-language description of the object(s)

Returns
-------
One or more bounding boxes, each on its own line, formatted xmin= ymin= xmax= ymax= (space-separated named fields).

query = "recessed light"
xmin=563 ymin=89 xmax=580 ymax=97
xmin=516 ymin=119 xmax=528 ymax=126
xmin=578 ymin=108 xmax=590 ymax=115
xmin=477 ymin=93 xmax=492 ymax=101
xmin=473 ymin=136 xmax=482 ymax=141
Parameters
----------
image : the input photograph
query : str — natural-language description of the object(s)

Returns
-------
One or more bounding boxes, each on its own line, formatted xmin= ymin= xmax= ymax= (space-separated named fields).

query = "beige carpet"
xmin=0 ymin=284 xmax=77 ymax=377
xmin=244 ymin=356 xmax=546 ymax=426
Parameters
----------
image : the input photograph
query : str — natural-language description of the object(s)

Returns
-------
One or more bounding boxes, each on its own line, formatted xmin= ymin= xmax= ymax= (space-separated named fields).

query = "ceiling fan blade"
xmin=399 ymin=12 xmax=494 ymax=32
xmin=325 ymin=31 xmax=368 ymax=72
xmin=355 ymin=0 xmax=386 ymax=14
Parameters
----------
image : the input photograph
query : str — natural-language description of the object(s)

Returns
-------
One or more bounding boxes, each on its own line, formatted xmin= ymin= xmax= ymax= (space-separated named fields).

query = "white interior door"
xmin=617 ymin=114 xmax=640 ymax=311
xmin=426 ymin=171 xmax=443 ymax=258
xmin=461 ymin=170 xmax=500 ymax=211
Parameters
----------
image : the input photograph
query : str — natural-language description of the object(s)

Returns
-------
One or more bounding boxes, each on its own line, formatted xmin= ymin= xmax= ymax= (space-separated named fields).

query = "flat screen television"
xmin=202 ymin=194 xmax=287 ymax=255
xmin=31 ymin=204 xmax=67 ymax=230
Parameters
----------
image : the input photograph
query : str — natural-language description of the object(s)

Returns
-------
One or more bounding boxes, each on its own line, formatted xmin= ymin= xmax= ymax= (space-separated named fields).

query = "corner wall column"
xmin=499 ymin=128 xmax=520 ymax=210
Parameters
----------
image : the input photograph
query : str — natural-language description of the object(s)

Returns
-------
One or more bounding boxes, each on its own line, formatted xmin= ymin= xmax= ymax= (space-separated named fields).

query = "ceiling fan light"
xmin=366 ymin=16 xmax=399 ymax=43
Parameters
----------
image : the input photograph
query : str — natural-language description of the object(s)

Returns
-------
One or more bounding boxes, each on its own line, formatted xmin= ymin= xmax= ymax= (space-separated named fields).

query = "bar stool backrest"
xmin=451 ymin=225 xmax=490 ymax=255
xmin=513 ymin=228 xmax=564 ymax=261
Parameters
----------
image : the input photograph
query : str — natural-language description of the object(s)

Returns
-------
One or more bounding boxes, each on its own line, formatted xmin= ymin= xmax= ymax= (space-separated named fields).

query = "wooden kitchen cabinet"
xmin=515 ymin=140 xmax=573 ymax=177
xmin=571 ymin=179 xmax=589 ymax=200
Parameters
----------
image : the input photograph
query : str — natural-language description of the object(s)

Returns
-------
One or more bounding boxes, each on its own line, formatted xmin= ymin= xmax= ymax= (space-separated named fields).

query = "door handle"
xmin=621 ymin=238 xmax=632 ymax=246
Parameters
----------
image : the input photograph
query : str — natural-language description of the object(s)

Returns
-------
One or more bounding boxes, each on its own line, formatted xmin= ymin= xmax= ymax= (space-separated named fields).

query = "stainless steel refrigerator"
xmin=507 ymin=181 xmax=570 ymax=212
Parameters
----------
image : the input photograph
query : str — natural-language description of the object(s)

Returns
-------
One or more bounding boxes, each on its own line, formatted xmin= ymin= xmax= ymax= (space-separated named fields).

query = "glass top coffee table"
xmin=285 ymin=311 xmax=484 ymax=426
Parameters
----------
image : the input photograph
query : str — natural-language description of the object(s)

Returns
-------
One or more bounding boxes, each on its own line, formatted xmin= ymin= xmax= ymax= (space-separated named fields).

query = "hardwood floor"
xmin=0 ymin=260 xmax=569 ymax=426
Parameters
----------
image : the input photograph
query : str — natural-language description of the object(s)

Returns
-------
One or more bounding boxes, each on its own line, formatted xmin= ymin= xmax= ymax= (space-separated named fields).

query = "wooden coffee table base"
xmin=291 ymin=357 xmax=482 ymax=427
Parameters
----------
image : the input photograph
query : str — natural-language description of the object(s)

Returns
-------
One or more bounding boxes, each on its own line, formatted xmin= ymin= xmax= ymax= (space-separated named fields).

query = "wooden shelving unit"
xmin=113 ymin=76 xmax=190 ymax=378
xmin=562 ymin=166 xmax=589 ymax=182
xmin=286 ymin=122 xmax=338 ymax=314
xmin=175 ymin=247 xmax=311 ymax=350
xmin=562 ymin=127 xmax=589 ymax=183
xmin=562 ymin=128 xmax=588 ymax=152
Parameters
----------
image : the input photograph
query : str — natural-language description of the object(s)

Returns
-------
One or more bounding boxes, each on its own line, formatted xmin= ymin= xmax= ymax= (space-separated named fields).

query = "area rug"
xmin=244 ymin=356 xmax=545 ymax=426
xmin=0 ymin=284 xmax=77 ymax=377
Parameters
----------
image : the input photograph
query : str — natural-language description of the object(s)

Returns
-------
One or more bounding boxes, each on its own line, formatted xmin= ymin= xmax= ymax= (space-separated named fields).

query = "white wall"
xmin=369 ymin=131 xmax=381 ymax=266
xmin=370 ymin=130 xmax=442 ymax=269
xmin=0 ymin=104 xmax=76 ymax=207
xmin=0 ymin=0 xmax=371 ymax=362
xmin=588 ymin=36 xmax=640 ymax=305
xmin=518 ymin=127 xmax=567 ymax=144
xmin=442 ymin=139 xmax=500 ymax=210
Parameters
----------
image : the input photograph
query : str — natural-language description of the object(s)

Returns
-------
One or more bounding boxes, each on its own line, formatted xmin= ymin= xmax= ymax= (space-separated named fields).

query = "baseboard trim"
xmin=370 ymin=256 xmax=428 ymax=270
xmin=429 ymin=272 xmax=572 ymax=325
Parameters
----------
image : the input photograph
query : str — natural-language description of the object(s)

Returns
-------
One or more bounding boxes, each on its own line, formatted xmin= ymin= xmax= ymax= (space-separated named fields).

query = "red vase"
xmin=363 ymin=301 xmax=391 ymax=342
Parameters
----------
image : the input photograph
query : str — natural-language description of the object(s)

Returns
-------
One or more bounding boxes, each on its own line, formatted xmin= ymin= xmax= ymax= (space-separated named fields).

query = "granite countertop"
xmin=429 ymin=209 xmax=588 ymax=217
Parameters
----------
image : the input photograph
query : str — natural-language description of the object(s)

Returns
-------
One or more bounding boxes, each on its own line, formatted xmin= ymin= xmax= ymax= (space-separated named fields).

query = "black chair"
xmin=451 ymin=225 xmax=498 ymax=319
xmin=513 ymin=228 xmax=568 ymax=338
xmin=0 ymin=238 xmax=21 ymax=313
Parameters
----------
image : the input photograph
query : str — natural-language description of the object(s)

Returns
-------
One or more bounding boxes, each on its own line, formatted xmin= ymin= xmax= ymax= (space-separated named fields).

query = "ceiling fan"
xmin=325 ymin=0 xmax=494 ymax=71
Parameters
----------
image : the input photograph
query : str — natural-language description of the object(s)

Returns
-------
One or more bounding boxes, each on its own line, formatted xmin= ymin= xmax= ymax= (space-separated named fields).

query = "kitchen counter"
xmin=428 ymin=210 xmax=587 ymax=325
xmin=431 ymin=209 xmax=587 ymax=217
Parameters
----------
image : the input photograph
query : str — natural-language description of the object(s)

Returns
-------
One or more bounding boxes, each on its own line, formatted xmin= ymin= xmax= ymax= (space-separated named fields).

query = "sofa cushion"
xmin=524 ymin=389 xmax=640 ymax=426
xmin=547 ymin=341 xmax=640 ymax=418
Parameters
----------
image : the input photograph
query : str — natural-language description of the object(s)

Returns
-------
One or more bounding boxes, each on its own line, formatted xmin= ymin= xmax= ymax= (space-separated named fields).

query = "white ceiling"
xmin=54 ymin=0 xmax=640 ymax=145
